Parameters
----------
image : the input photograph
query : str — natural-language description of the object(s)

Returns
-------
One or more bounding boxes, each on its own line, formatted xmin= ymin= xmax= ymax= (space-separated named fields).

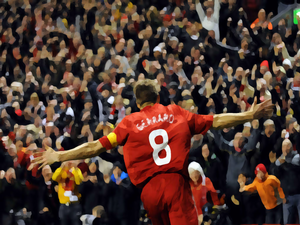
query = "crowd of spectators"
xmin=1 ymin=0 xmax=300 ymax=224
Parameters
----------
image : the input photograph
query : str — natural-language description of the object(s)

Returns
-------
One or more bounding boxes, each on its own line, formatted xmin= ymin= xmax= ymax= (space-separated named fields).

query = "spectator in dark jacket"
xmin=78 ymin=161 xmax=104 ymax=215
xmin=0 ymin=168 xmax=26 ymax=225
xmin=235 ymin=173 xmax=265 ymax=224
xmin=211 ymin=120 xmax=261 ymax=224
xmin=26 ymin=164 xmax=60 ymax=225
xmin=273 ymin=138 xmax=300 ymax=224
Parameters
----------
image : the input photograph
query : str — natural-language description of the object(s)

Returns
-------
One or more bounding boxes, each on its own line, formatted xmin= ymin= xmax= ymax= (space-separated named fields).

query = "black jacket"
xmin=26 ymin=170 xmax=60 ymax=218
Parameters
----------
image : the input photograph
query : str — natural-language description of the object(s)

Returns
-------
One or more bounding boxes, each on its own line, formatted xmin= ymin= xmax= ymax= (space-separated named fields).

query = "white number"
xmin=149 ymin=129 xmax=171 ymax=166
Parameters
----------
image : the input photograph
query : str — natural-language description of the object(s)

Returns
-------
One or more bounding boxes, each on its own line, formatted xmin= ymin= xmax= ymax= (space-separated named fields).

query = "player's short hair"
xmin=134 ymin=79 xmax=160 ymax=106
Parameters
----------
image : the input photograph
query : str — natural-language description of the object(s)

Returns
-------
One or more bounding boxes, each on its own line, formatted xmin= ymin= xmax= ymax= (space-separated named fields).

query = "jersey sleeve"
xmin=113 ymin=117 xmax=130 ymax=146
xmin=177 ymin=106 xmax=214 ymax=136
xmin=99 ymin=117 xmax=130 ymax=149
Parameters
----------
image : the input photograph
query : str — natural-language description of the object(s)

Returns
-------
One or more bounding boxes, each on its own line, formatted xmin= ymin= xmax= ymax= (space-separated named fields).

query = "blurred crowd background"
xmin=1 ymin=0 xmax=300 ymax=224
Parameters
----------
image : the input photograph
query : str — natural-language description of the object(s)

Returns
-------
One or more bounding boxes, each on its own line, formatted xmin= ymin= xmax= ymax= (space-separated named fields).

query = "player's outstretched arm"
xmin=32 ymin=140 xmax=106 ymax=169
xmin=212 ymin=97 xmax=273 ymax=130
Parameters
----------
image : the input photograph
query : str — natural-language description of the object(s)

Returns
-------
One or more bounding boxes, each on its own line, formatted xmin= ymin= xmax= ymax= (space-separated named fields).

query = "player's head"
xmin=134 ymin=79 xmax=160 ymax=109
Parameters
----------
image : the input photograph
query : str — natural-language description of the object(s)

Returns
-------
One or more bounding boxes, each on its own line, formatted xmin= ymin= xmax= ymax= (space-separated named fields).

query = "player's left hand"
xmin=250 ymin=97 xmax=274 ymax=120
xmin=31 ymin=145 xmax=59 ymax=169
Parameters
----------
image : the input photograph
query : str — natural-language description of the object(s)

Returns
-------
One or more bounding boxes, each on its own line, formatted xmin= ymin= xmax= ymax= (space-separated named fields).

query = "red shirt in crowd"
xmin=190 ymin=177 xmax=220 ymax=215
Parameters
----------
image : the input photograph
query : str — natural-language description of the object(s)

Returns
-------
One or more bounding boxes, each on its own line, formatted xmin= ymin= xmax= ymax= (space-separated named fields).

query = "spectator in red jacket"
xmin=188 ymin=161 xmax=220 ymax=224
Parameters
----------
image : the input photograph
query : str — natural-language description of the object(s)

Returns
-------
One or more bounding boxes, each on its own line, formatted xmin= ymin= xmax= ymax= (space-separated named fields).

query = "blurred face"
xmin=105 ymin=37 xmax=112 ymax=47
xmin=167 ymin=57 xmax=175 ymax=66
xmin=42 ymin=84 xmax=49 ymax=94
xmin=145 ymin=26 xmax=153 ymax=38
xmin=66 ymin=62 xmax=72 ymax=71
xmin=265 ymin=125 xmax=275 ymax=137
xmin=242 ymin=28 xmax=249 ymax=37
xmin=89 ymin=162 xmax=97 ymax=174
xmin=194 ymin=49 xmax=200 ymax=59
xmin=228 ymin=0 xmax=236 ymax=5
xmin=282 ymin=140 xmax=292 ymax=156
xmin=13 ymin=48 xmax=20 ymax=59
xmin=138 ymin=73 xmax=145 ymax=81
xmin=256 ymin=170 xmax=265 ymax=181
xmin=260 ymin=66 xmax=268 ymax=75
xmin=289 ymin=122 xmax=295 ymax=134
xmin=208 ymin=30 xmax=215 ymax=40
xmin=115 ymin=96 xmax=124 ymax=109
xmin=206 ymin=8 xmax=213 ymax=18
xmin=235 ymin=68 xmax=243 ymax=81
xmin=168 ymin=88 xmax=176 ymax=96
xmin=5 ymin=169 xmax=16 ymax=183
xmin=102 ymin=90 xmax=110 ymax=98
xmin=16 ymin=141 xmax=23 ymax=152
xmin=67 ymin=73 xmax=74 ymax=85
xmin=128 ymin=23 xmax=135 ymax=31
xmin=273 ymin=33 xmax=282 ymax=45
xmin=163 ymin=20 xmax=170 ymax=27
xmin=283 ymin=64 xmax=290 ymax=71
xmin=20 ymin=126 xmax=27 ymax=136
xmin=0 ymin=77 xmax=7 ymax=87
xmin=60 ymin=41 xmax=66 ymax=49
xmin=73 ymin=78 xmax=81 ymax=90
xmin=261 ymin=82 xmax=267 ymax=91
xmin=154 ymin=51 xmax=161 ymax=59
xmin=233 ymin=133 xmax=243 ymax=148
xmin=42 ymin=166 xmax=53 ymax=182
xmin=60 ymin=103 xmax=66 ymax=111
xmin=157 ymin=73 xmax=165 ymax=85
xmin=191 ymin=74 xmax=198 ymax=85
xmin=8 ymin=145 xmax=17 ymax=157
xmin=258 ymin=9 xmax=266 ymax=21
xmin=171 ymin=40 xmax=178 ymax=49
xmin=84 ymin=102 xmax=93 ymax=110
xmin=202 ymin=144 xmax=210 ymax=159
xmin=110 ymin=68 xmax=117 ymax=78
xmin=189 ymin=170 xmax=201 ymax=183
xmin=26 ymin=134 xmax=33 ymax=146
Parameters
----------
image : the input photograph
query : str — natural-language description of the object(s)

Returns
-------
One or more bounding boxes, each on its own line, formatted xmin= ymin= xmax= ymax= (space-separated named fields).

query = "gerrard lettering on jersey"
xmin=136 ymin=114 xmax=174 ymax=131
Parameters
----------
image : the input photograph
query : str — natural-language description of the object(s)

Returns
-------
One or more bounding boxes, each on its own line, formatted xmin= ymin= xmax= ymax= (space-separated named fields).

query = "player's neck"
xmin=140 ymin=103 xmax=155 ymax=110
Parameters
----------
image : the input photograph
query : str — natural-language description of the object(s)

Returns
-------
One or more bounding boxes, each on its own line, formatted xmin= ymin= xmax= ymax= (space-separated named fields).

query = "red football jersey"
xmin=111 ymin=103 xmax=213 ymax=187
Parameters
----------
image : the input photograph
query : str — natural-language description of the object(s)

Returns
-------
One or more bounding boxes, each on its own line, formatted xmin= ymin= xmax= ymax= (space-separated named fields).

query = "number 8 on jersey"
xmin=149 ymin=129 xmax=171 ymax=166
